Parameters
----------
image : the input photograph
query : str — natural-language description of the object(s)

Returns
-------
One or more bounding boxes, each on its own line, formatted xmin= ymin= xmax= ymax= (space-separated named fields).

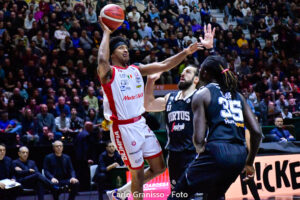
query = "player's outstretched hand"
xmin=185 ymin=42 xmax=204 ymax=55
xmin=98 ymin=16 xmax=112 ymax=34
xmin=199 ymin=24 xmax=215 ymax=49
xmin=147 ymin=72 xmax=163 ymax=82
xmin=242 ymin=164 xmax=255 ymax=182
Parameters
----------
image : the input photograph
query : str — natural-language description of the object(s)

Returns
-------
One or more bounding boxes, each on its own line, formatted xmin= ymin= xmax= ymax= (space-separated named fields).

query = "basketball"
xmin=100 ymin=4 xmax=125 ymax=31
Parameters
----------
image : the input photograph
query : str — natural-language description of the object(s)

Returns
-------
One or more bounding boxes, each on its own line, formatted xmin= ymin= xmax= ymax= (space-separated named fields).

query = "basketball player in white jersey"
xmin=97 ymin=16 xmax=214 ymax=200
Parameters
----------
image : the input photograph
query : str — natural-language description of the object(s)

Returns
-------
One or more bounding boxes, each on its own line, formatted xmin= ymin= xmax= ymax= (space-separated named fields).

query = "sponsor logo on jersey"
xmin=119 ymin=73 xmax=126 ymax=78
xmin=224 ymin=118 xmax=245 ymax=128
xmin=123 ymin=92 xmax=144 ymax=101
xmin=114 ymin=131 xmax=128 ymax=161
xmin=171 ymin=122 xmax=185 ymax=132
xmin=186 ymin=98 xmax=191 ymax=103
xmin=120 ymin=85 xmax=126 ymax=91
xmin=121 ymin=79 xmax=128 ymax=85
xmin=168 ymin=111 xmax=190 ymax=122
xmin=134 ymin=71 xmax=142 ymax=83
xmin=136 ymin=85 xmax=141 ymax=88
xmin=120 ymin=80 xmax=130 ymax=91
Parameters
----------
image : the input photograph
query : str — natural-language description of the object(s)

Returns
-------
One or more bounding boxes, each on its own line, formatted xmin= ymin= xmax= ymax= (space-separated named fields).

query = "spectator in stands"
xmin=269 ymin=117 xmax=295 ymax=142
xmin=281 ymin=77 xmax=293 ymax=96
xmin=138 ymin=22 xmax=152 ymax=39
xmin=54 ymin=25 xmax=70 ymax=41
xmin=0 ymin=112 xmax=20 ymax=146
xmin=55 ymin=96 xmax=70 ymax=117
xmin=183 ymin=30 xmax=197 ymax=47
xmin=43 ymin=140 xmax=79 ymax=200
xmin=74 ymin=121 xmax=97 ymax=190
xmin=179 ymin=8 xmax=191 ymax=24
xmin=54 ymin=109 xmax=70 ymax=141
xmin=10 ymin=88 xmax=26 ymax=113
xmin=25 ymin=98 xmax=40 ymax=117
xmin=269 ymin=75 xmax=282 ymax=97
xmin=93 ymin=141 xmax=124 ymax=200
xmin=200 ymin=2 xmax=210 ymax=25
xmin=39 ymin=126 xmax=54 ymax=145
xmin=275 ymin=94 xmax=289 ymax=113
xmin=83 ymin=87 xmax=99 ymax=112
xmin=129 ymin=32 xmax=143 ymax=51
xmin=0 ymin=143 xmax=18 ymax=200
xmin=79 ymin=30 xmax=93 ymax=52
xmin=85 ymin=6 xmax=97 ymax=25
xmin=69 ymin=107 xmax=84 ymax=138
xmin=168 ymin=0 xmax=179 ymax=22
xmin=190 ymin=6 xmax=201 ymax=25
xmin=13 ymin=146 xmax=53 ymax=200
xmin=21 ymin=108 xmax=39 ymax=145
xmin=37 ymin=104 xmax=56 ymax=137
xmin=282 ymin=106 xmax=293 ymax=119
xmin=237 ymin=33 xmax=248 ymax=48
xmin=59 ymin=36 xmax=73 ymax=51
xmin=128 ymin=6 xmax=140 ymax=23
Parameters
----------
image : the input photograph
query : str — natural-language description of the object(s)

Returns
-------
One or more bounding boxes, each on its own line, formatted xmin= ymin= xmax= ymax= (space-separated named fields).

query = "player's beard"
xmin=178 ymin=79 xmax=193 ymax=90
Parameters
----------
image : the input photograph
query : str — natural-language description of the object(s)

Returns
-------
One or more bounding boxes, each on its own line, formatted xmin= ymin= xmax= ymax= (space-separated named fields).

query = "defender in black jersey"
xmin=145 ymin=65 xmax=200 ymax=189
xmin=168 ymin=56 xmax=262 ymax=200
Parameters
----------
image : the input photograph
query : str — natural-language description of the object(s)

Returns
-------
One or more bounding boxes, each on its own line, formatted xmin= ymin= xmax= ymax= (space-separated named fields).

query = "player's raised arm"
xmin=144 ymin=72 xmax=169 ymax=112
xmin=97 ymin=17 xmax=112 ymax=85
xmin=138 ymin=24 xmax=215 ymax=76
xmin=192 ymin=88 xmax=210 ymax=154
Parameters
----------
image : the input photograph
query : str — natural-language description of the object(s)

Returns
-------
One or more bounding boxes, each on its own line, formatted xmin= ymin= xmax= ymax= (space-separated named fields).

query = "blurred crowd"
xmin=0 ymin=0 xmax=299 ymax=148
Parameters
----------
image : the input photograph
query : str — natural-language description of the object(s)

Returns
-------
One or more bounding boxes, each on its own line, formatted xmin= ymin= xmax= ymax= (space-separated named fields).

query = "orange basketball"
xmin=100 ymin=4 xmax=125 ymax=31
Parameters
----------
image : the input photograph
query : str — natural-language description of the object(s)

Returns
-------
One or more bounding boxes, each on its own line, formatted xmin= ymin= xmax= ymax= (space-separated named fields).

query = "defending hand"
xmin=199 ymin=24 xmax=215 ymax=49
xmin=147 ymin=72 xmax=163 ymax=82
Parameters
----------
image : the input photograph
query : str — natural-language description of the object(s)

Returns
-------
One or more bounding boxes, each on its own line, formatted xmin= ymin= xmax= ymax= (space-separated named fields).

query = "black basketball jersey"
xmin=205 ymin=83 xmax=245 ymax=144
xmin=165 ymin=90 xmax=196 ymax=152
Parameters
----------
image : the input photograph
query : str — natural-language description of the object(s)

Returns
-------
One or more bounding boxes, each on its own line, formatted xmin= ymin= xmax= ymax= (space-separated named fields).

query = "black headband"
xmin=110 ymin=41 xmax=127 ymax=55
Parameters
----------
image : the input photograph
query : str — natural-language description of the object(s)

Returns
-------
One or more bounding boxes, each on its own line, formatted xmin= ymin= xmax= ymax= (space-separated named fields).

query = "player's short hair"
xmin=109 ymin=36 xmax=128 ymax=55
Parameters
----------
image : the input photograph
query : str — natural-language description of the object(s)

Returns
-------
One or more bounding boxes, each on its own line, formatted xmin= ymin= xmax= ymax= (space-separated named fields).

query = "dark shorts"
xmin=167 ymin=150 xmax=196 ymax=189
xmin=168 ymin=142 xmax=247 ymax=200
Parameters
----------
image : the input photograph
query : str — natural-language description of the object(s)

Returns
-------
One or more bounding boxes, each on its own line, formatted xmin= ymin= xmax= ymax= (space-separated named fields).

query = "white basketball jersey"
xmin=102 ymin=65 xmax=145 ymax=121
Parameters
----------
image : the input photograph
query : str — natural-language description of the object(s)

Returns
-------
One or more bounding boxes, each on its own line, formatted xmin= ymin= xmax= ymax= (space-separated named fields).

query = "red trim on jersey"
xmin=112 ymin=124 xmax=131 ymax=167
xmin=113 ymin=65 xmax=130 ymax=70
xmin=102 ymin=68 xmax=118 ymax=121
xmin=130 ymin=65 xmax=139 ymax=70
xmin=129 ymin=163 xmax=144 ymax=170
xmin=112 ymin=115 xmax=142 ymax=125
xmin=144 ymin=151 xmax=163 ymax=159
xmin=101 ymin=67 xmax=116 ymax=87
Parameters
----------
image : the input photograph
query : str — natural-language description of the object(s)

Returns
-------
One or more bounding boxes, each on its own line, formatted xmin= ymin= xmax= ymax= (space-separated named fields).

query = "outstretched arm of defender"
xmin=144 ymin=72 xmax=169 ymax=112
xmin=139 ymin=24 xmax=215 ymax=76
xmin=97 ymin=17 xmax=112 ymax=84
